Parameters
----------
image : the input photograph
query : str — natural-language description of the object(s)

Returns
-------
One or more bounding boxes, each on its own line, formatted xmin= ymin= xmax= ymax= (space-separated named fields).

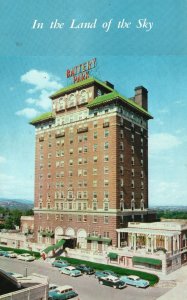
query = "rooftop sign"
xmin=66 ymin=58 xmax=97 ymax=83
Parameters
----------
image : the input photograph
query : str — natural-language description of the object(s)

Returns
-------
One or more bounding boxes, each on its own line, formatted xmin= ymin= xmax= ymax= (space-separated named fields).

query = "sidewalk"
xmin=156 ymin=264 xmax=187 ymax=299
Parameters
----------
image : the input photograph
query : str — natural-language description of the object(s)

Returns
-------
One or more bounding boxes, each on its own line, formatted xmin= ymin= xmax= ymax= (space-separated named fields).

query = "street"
xmin=0 ymin=257 xmax=171 ymax=300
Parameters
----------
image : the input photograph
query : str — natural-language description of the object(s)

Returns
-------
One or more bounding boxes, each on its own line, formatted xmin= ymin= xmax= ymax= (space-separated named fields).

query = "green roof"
xmin=29 ymin=112 xmax=54 ymax=125
xmin=43 ymin=239 xmax=65 ymax=254
xmin=132 ymin=256 xmax=162 ymax=266
xmin=87 ymin=91 xmax=153 ymax=119
xmin=108 ymin=252 xmax=118 ymax=259
xmin=50 ymin=77 xmax=114 ymax=99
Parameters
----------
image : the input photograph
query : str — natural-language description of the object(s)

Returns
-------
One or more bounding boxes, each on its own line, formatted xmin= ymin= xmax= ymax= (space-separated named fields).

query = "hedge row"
xmin=0 ymin=246 xmax=41 ymax=258
xmin=56 ymin=256 xmax=159 ymax=286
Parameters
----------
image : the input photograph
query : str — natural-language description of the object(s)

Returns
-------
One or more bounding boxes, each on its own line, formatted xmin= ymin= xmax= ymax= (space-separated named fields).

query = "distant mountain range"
xmin=0 ymin=198 xmax=33 ymax=210
xmin=150 ymin=205 xmax=187 ymax=211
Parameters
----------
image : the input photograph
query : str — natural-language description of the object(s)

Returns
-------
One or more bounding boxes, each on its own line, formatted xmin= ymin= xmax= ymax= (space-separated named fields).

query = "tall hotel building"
xmin=30 ymin=75 xmax=154 ymax=252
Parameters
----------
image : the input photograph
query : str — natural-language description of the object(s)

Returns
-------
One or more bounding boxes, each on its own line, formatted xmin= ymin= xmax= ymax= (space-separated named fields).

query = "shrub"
xmin=55 ymin=256 xmax=159 ymax=286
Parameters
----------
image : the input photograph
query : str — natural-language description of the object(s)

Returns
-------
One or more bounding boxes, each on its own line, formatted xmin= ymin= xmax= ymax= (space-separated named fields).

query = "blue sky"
xmin=0 ymin=1 xmax=187 ymax=206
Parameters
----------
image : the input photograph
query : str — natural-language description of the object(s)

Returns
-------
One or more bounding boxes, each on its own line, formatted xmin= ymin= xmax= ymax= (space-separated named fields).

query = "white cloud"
xmin=149 ymin=133 xmax=182 ymax=154
xmin=149 ymin=179 xmax=187 ymax=206
xmin=0 ymin=173 xmax=33 ymax=199
xmin=21 ymin=69 xmax=62 ymax=92
xmin=25 ymin=89 xmax=52 ymax=110
xmin=0 ymin=156 xmax=6 ymax=164
xmin=15 ymin=108 xmax=40 ymax=119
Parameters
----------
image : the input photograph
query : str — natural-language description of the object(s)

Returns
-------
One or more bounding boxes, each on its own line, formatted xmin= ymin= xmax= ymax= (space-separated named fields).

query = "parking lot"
xmin=0 ymin=256 xmax=171 ymax=300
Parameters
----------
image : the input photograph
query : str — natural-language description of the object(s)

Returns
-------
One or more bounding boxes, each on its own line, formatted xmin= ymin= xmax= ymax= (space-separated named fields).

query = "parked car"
xmin=98 ymin=275 xmax=126 ymax=289
xmin=17 ymin=253 xmax=35 ymax=261
xmin=6 ymin=272 xmax=24 ymax=279
xmin=48 ymin=285 xmax=78 ymax=300
xmin=59 ymin=266 xmax=82 ymax=277
xmin=52 ymin=260 xmax=69 ymax=268
xmin=3 ymin=251 xmax=17 ymax=258
xmin=95 ymin=270 xmax=118 ymax=279
xmin=76 ymin=264 xmax=95 ymax=275
xmin=49 ymin=283 xmax=59 ymax=291
xmin=0 ymin=250 xmax=8 ymax=256
xmin=119 ymin=275 xmax=149 ymax=288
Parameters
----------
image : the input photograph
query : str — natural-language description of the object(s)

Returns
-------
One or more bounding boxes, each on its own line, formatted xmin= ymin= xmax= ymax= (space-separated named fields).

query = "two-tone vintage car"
xmin=98 ymin=275 xmax=126 ymax=289
xmin=59 ymin=266 xmax=82 ymax=277
xmin=119 ymin=275 xmax=149 ymax=288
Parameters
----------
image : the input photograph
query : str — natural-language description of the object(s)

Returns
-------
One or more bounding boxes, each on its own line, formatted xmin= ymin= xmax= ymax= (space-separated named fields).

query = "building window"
xmin=131 ymin=199 xmax=135 ymax=210
xmin=77 ymin=215 xmax=82 ymax=222
xmin=83 ymin=146 xmax=88 ymax=153
xmin=69 ymin=159 xmax=73 ymax=166
xmin=141 ymin=170 xmax=144 ymax=178
xmin=131 ymin=146 xmax=134 ymax=154
xmin=131 ymin=134 xmax=134 ymax=143
xmin=93 ymin=180 xmax=97 ymax=187
xmin=78 ymin=147 xmax=82 ymax=154
xmin=78 ymin=169 xmax=82 ymax=176
xmin=77 ymin=191 xmax=82 ymax=199
xmin=68 ymin=215 xmax=73 ymax=222
xmin=93 ymin=168 xmax=97 ymax=175
xmin=104 ymin=155 xmax=109 ymax=162
xmin=141 ymin=181 xmax=144 ymax=189
xmin=104 ymin=202 xmax=109 ymax=211
xmin=104 ymin=179 xmax=109 ymax=187
xmin=78 ymin=135 xmax=83 ymax=142
xmin=104 ymin=216 xmax=109 ymax=224
xmin=120 ymin=179 xmax=124 ymax=187
xmin=78 ymin=203 xmax=82 ymax=210
xmin=120 ymin=191 xmax=124 ymax=200
xmin=104 ymin=142 xmax=109 ymax=150
xmin=93 ymin=131 xmax=98 ymax=139
xmin=131 ymin=157 xmax=134 ymax=166
xmin=93 ymin=156 xmax=98 ymax=163
xmin=141 ymin=149 xmax=143 ymax=156
xmin=93 ymin=215 xmax=98 ymax=223
xmin=93 ymin=202 xmax=97 ymax=211
xmin=69 ymin=148 xmax=73 ymax=154
xmin=104 ymin=166 xmax=109 ymax=174
xmin=104 ymin=129 xmax=109 ymax=137
xmin=47 ymin=173 xmax=51 ymax=179
xmin=78 ymin=158 xmax=82 ymax=165
xmin=141 ymin=160 xmax=143 ymax=166
xmin=141 ymin=138 xmax=143 ymax=146
xmin=120 ymin=130 xmax=124 ymax=138
xmin=131 ymin=180 xmax=135 ymax=188
xmin=140 ymin=200 xmax=144 ymax=210
xmin=93 ymin=192 xmax=97 ymax=199
xmin=120 ymin=154 xmax=124 ymax=163
xmin=120 ymin=142 xmax=124 ymax=150
xmin=69 ymin=170 xmax=73 ymax=177
xmin=104 ymin=191 xmax=109 ymax=199
xmin=83 ymin=215 xmax=87 ymax=222
xmin=68 ymin=191 xmax=73 ymax=199
xmin=93 ymin=121 xmax=97 ymax=128
xmin=120 ymin=166 xmax=124 ymax=175
xmin=93 ymin=144 xmax=97 ymax=151
xmin=83 ymin=169 xmax=87 ymax=176
xmin=83 ymin=134 xmax=87 ymax=141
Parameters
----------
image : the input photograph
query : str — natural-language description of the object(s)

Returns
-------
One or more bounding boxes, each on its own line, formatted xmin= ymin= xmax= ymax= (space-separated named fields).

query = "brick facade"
xmin=31 ymin=78 xmax=153 ymax=252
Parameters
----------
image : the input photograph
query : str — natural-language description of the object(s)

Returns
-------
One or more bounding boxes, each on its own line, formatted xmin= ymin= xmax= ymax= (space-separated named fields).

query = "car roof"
xmin=128 ymin=275 xmax=140 ymax=280
xmin=66 ymin=266 xmax=76 ymax=270
xmin=105 ymin=275 xmax=119 ymax=280
xmin=56 ymin=285 xmax=73 ymax=291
